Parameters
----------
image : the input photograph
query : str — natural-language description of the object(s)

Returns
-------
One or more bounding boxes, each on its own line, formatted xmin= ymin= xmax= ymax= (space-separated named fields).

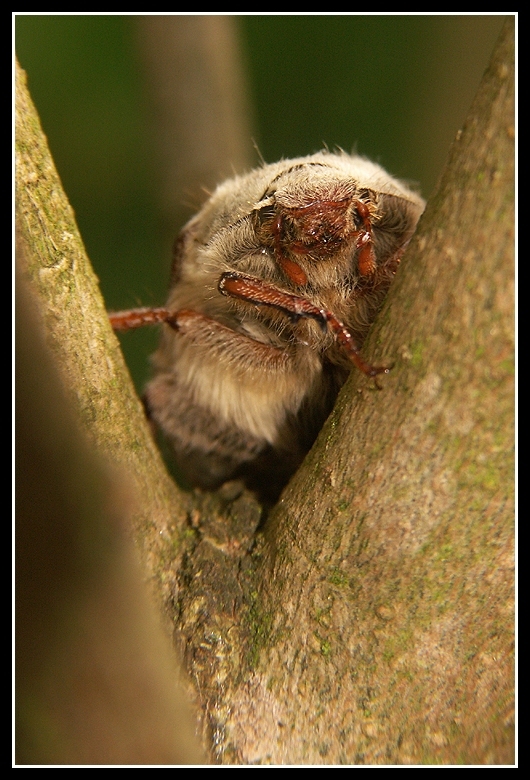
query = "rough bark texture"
xmin=16 ymin=269 xmax=204 ymax=765
xmin=175 ymin=19 xmax=515 ymax=764
xmin=15 ymin=16 xmax=514 ymax=766
xmin=16 ymin=60 xmax=206 ymax=765
xmin=15 ymin=59 xmax=190 ymax=608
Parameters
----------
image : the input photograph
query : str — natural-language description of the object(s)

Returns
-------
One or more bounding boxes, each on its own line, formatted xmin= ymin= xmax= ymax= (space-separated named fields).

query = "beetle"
xmin=110 ymin=151 xmax=424 ymax=500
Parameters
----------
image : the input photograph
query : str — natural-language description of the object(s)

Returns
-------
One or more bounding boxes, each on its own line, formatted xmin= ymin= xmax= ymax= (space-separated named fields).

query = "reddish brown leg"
xmin=109 ymin=307 xmax=181 ymax=331
xmin=218 ymin=272 xmax=391 ymax=381
xmin=352 ymin=200 xmax=376 ymax=277
xmin=271 ymin=212 xmax=308 ymax=286
xmin=109 ymin=269 xmax=391 ymax=382
xmin=109 ymin=306 xmax=292 ymax=372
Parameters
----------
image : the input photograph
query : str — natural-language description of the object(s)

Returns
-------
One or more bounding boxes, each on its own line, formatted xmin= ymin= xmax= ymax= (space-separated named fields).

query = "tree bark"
xmin=15 ymin=62 xmax=205 ymax=765
xmin=15 ymin=249 xmax=205 ymax=765
xmin=175 ymin=18 xmax=515 ymax=764
xmin=15 ymin=58 xmax=190 ymax=606
xmin=15 ymin=16 xmax=514 ymax=766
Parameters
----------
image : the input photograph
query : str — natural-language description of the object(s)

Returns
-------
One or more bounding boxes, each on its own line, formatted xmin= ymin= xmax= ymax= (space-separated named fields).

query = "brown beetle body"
xmin=111 ymin=151 xmax=424 ymax=499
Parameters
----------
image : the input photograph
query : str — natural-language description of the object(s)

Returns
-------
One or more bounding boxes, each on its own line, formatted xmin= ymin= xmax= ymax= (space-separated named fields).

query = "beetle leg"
xmin=218 ymin=272 xmax=391 ymax=381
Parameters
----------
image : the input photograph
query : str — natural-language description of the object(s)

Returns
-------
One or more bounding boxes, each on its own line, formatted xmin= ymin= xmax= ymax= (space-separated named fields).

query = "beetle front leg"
xmin=218 ymin=272 xmax=391 ymax=381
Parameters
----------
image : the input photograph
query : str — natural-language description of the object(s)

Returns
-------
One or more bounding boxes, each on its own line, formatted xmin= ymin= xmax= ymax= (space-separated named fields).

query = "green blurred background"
xmin=15 ymin=14 xmax=506 ymax=392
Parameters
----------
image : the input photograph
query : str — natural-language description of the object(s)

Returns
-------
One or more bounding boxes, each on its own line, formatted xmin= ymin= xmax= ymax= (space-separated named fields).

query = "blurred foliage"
xmin=15 ymin=14 xmax=506 ymax=390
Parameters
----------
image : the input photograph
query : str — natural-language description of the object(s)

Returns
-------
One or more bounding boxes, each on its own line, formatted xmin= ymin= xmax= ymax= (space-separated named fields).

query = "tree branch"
xmin=225 ymin=17 xmax=514 ymax=765
xmin=15 ymin=15 xmax=514 ymax=765
xmin=15 ymin=58 xmax=190 ymax=608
